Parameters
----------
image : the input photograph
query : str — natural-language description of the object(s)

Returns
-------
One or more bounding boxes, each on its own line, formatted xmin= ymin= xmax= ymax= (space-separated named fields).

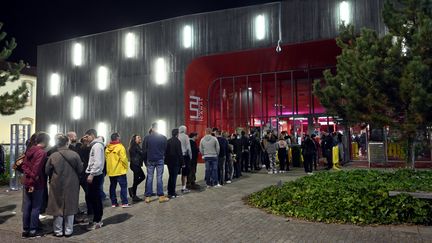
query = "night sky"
xmin=2 ymin=0 xmax=278 ymax=66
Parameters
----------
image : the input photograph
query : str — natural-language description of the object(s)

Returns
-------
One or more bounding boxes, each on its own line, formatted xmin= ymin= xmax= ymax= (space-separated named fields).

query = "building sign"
xmin=190 ymin=95 xmax=204 ymax=121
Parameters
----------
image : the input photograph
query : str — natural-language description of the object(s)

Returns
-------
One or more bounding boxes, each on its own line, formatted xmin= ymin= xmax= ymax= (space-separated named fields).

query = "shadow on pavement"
xmin=0 ymin=204 xmax=16 ymax=213
xmin=0 ymin=214 xmax=15 ymax=224
xmin=0 ymin=204 xmax=17 ymax=224
xmin=71 ymin=213 xmax=133 ymax=237
xmin=103 ymin=213 xmax=133 ymax=226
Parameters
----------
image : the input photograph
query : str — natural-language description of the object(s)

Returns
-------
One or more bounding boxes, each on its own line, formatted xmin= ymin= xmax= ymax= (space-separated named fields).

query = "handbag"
xmin=13 ymin=154 xmax=25 ymax=173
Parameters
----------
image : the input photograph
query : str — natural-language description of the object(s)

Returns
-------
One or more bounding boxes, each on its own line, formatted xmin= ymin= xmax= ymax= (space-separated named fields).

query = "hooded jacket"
xmin=105 ymin=141 xmax=128 ymax=177
xmin=85 ymin=137 xmax=105 ymax=176
xmin=178 ymin=126 xmax=192 ymax=159
xmin=22 ymin=145 xmax=47 ymax=190
xmin=199 ymin=135 xmax=220 ymax=158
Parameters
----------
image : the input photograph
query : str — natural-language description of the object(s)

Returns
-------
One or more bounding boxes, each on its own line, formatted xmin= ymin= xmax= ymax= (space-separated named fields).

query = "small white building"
xmin=0 ymin=63 xmax=37 ymax=145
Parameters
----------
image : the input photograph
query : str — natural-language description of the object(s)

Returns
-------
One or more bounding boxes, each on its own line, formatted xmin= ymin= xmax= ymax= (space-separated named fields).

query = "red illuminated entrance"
xmin=184 ymin=39 xmax=341 ymax=137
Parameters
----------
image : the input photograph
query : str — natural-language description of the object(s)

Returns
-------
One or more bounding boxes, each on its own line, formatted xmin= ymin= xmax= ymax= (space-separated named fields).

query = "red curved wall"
xmin=184 ymin=39 xmax=341 ymax=136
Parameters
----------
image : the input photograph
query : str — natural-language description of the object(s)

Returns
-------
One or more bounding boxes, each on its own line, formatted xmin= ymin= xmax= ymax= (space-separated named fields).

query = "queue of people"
xmin=19 ymin=121 xmax=342 ymax=238
xmin=19 ymin=123 xmax=204 ymax=238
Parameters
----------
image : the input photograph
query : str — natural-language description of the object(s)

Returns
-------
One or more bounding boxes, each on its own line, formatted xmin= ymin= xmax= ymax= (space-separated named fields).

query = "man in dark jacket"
xmin=240 ymin=131 xmax=250 ymax=172
xmin=231 ymin=133 xmax=242 ymax=178
xmin=165 ymin=129 xmax=184 ymax=198
xmin=322 ymin=132 xmax=335 ymax=170
xmin=216 ymin=129 xmax=228 ymax=185
xmin=301 ymin=134 xmax=316 ymax=174
xmin=143 ymin=122 xmax=169 ymax=203
xmin=249 ymin=133 xmax=260 ymax=171
xmin=187 ymin=132 xmax=199 ymax=189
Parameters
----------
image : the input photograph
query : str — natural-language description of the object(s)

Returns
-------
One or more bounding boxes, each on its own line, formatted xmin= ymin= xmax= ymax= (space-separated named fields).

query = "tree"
xmin=313 ymin=0 xmax=432 ymax=167
xmin=0 ymin=22 xmax=28 ymax=115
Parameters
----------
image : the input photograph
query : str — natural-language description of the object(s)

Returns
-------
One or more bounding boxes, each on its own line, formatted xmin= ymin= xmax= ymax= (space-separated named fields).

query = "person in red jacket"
xmin=21 ymin=132 xmax=50 ymax=238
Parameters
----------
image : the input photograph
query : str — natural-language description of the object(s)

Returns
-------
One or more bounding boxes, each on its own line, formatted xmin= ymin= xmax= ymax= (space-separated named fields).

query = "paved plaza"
xmin=0 ymin=165 xmax=431 ymax=242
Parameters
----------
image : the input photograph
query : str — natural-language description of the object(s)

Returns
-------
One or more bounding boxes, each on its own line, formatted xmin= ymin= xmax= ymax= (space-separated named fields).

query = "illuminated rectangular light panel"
xmin=48 ymin=124 xmax=58 ymax=146
xmin=97 ymin=122 xmax=108 ymax=144
xmin=50 ymin=73 xmax=60 ymax=96
xmin=255 ymin=14 xmax=266 ymax=40
xmin=73 ymin=43 xmax=83 ymax=66
xmin=155 ymin=57 xmax=167 ymax=85
xmin=71 ymin=96 xmax=82 ymax=120
xmin=157 ymin=119 xmax=167 ymax=137
xmin=183 ymin=25 xmax=193 ymax=48
xmin=124 ymin=91 xmax=135 ymax=117
xmin=97 ymin=66 xmax=109 ymax=90
xmin=339 ymin=1 xmax=350 ymax=24
xmin=125 ymin=32 xmax=136 ymax=58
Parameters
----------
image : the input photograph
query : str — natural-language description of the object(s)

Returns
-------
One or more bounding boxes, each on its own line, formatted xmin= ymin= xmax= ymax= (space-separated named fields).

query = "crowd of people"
xmin=18 ymin=120 xmax=343 ymax=238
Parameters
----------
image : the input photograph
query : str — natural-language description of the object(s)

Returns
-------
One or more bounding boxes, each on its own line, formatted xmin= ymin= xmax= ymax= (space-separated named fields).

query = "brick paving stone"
xmin=0 ymin=165 xmax=431 ymax=242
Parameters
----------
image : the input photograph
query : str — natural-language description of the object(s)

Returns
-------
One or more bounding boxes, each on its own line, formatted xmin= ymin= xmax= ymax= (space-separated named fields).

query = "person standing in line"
xmin=67 ymin=131 xmax=90 ymax=220
xmin=84 ymin=129 xmax=105 ymax=230
xmin=277 ymin=136 xmax=288 ymax=173
xmin=45 ymin=134 xmax=83 ymax=237
xmin=265 ymin=131 xmax=278 ymax=174
xmin=311 ymin=134 xmax=319 ymax=171
xmin=302 ymin=134 xmax=316 ymax=175
xmin=128 ymin=134 xmax=145 ymax=202
xmin=178 ymin=125 xmax=192 ymax=193
xmin=21 ymin=132 xmax=50 ymax=238
xmin=224 ymin=131 xmax=233 ymax=184
xmin=232 ymin=133 xmax=242 ymax=178
xmin=323 ymin=132 xmax=334 ymax=170
xmin=249 ymin=132 xmax=260 ymax=171
xmin=165 ymin=129 xmax=184 ymax=198
xmin=240 ymin=131 xmax=250 ymax=173
xmin=76 ymin=134 xmax=93 ymax=217
xmin=143 ymin=123 xmax=169 ymax=203
xmin=187 ymin=132 xmax=200 ymax=190
xmin=105 ymin=133 xmax=130 ymax=208
xmin=200 ymin=128 xmax=220 ymax=188
xmin=215 ymin=130 xmax=228 ymax=185
xmin=261 ymin=134 xmax=270 ymax=171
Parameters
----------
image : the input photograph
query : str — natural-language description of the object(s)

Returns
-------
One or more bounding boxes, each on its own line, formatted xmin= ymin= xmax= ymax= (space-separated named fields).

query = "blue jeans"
xmin=145 ymin=160 xmax=165 ymax=196
xmin=22 ymin=188 xmax=44 ymax=232
xmin=109 ymin=174 xmax=128 ymax=205
xmin=204 ymin=157 xmax=218 ymax=186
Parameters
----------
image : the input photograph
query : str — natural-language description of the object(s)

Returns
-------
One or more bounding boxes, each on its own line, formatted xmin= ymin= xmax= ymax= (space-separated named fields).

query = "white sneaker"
xmin=214 ymin=184 xmax=222 ymax=188
xmin=39 ymin=214 xmax=47 ymax=220
xmin=273 ymin=171 xmax=278 ymax=174
xmin=95 ymin=222 xmax=103 ymax=229
xmin=280 ymin=170 xmax=285 ymax=173
xmin=267 ymin=171 xmax=273 ymax=174
xmin=307 ymin=172 xmax=314 ymax=175
xmin=226 ymin=180 xmax=232 ymax=184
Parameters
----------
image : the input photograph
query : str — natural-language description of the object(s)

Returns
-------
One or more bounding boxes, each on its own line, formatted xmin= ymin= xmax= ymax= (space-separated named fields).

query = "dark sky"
xmin=2 ymin=0 xmax=278 ymax=66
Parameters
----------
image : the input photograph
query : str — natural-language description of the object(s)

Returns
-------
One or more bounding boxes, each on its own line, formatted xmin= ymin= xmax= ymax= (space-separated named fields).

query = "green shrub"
xmin=248 ymin=169 xmax=432 ymax=225
xmin=0 ymin=154 xmax=10 ymax=186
